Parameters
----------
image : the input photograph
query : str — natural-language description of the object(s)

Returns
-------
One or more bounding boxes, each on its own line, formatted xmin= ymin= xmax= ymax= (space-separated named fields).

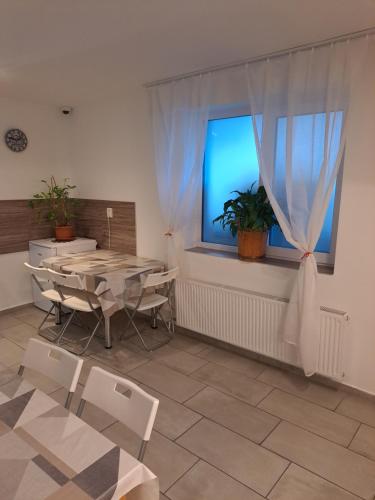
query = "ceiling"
xmin=1 ymin=0 xmax=375 ymax=105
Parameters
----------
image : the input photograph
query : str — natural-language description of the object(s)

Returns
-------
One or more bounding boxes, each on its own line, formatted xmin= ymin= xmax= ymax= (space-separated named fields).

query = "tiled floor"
xmin=1 ymin=304 xmax=375 ymax=500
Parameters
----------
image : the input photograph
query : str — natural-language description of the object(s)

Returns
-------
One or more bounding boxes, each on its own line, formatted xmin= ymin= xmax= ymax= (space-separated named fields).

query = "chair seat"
xmin=125 ymin=293 xmax=168 ymax=311
xmin=41 ymin=288 xmax=73 ymax=303
xmin=62 ymin=290 xmax=101 ymax=312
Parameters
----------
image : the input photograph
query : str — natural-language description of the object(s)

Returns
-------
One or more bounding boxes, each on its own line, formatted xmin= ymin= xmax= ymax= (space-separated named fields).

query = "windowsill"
xmin=186 ymin=246 xmax=334 ymax=275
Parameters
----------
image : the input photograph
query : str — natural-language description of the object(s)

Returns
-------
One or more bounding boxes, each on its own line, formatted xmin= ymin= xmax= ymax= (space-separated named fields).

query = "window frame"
xmin=198 ymin=108 xmax=343 ymax=266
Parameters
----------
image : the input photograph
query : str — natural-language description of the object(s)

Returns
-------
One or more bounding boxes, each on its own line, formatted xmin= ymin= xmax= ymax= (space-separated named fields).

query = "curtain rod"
xmin=144 ymin=25 xmax=375 ymax=88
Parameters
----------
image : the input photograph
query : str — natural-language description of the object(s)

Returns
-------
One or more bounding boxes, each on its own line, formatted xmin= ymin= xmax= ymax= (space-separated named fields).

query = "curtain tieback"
xmin=301 ymin=251 xmax=312 ymax=260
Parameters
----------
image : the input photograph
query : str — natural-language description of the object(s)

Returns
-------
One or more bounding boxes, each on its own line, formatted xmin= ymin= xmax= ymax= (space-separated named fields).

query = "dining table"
xmin=42 ymin=250 xmax=165 ymax=349
xmin=0 ymin=363 xmax=159 ymax=499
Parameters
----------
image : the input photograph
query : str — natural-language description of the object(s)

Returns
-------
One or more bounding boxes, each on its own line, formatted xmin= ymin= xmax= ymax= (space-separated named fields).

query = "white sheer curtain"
xmin=149 ymin=74 xmax=211 ymax=268
xmin=245 ymin=39 xmax=366 ymax=375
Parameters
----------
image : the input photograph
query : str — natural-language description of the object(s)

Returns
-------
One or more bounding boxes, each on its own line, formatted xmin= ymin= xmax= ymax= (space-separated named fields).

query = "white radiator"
xmin=176 ymin=278 xmax=349 ymax=380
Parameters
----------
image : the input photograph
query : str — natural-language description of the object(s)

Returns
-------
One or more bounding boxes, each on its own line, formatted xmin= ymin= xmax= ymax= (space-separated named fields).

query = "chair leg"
xmin=73 ymin=315 xmax=103 ymax=355
xmin=56 ymin=310 xmax=77 ymax=346
xmin=38 ymin=303 xmax=55 ymax=332
xmin=37 ymin=303 xmax=65 ymax=343
xmin=121 ymin=307 xmax=154 ymax=352
xmin=76 ymin=398 xmax=86 ymax=418
xmin=65 ymin=392 xmax=74 ymax=409
xmin=167 ymin=299 xmax=175 ymax=334
xmin=122 ymin=305 xmax=174 ymax=352
xmin=138 ymin=440 xmax=148 ymax=462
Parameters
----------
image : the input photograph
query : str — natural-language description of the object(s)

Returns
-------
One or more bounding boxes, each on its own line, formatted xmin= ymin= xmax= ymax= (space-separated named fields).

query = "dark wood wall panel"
xmin=74 ymin=199 xmax=136 ymax=254
xmin=0 ymin=199 xmax=136 ymax=255
xmin=0 ymin=200 xmax=52 ymax=254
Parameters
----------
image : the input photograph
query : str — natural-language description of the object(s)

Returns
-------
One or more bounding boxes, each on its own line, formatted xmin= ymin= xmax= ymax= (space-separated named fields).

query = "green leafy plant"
xmin=213 ymin=183 xmax=278 ymax=237
xmin=29 ymin=176 xmax=78 ymax=226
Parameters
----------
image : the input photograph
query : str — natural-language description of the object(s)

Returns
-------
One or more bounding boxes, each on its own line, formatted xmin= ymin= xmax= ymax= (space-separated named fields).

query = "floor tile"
xmin=0 ymin=323 xmax=38 ymax=349
xmin=21 ymin=367 xmax=62 ymax=394
xmin=0 ymin=314 xmax=23 ymax=331
xmin=50 ymin=383 xmax=117 ymax=432
xmin=104 ymin=424 xmax=198 ymax=492
xmin=258 ymin=389 xmax=359 ymax=446
xmin=129 ymin=361 xmax=205 ymax=403
xmin=177 ymin=418 xmax=288 ymax=497
xmin=197 ymin=346 xmax=265 ymax=378
xmin=128 ymin=342 xmax=207 ymax=375
xmin=127 ymin=327 xmax=174 ymax=352
xmin=12 ymin=304 xmax=39 ymax=317
xmin=257 ymin=367 xmax=344 ymax=410
xmin=79 ymin=357 xmax=124 ymax=385
xmin=167 ymin=460 xmax=263 ymax=500
xmin=168 ymin=333 xmax=208 ymax=355
xmin=263 ymin=421 xmax=375 ymax=499
xmin=15 ymin=307 xmax=52 ymax=329
xmin=185 ymin=386 xmax=279 ymax=443
xmin=349 ymin=424 xmax=375 ymax=461
xmin=192 ymin=363 xmax=272 ymax=406
xmin=102 ymin=418 xmax=141 ymax=457
xmin=137 ymin=383 xmax=202 ymax=440
xmin=269 ymin=463 xmax=361 ymax=500
xmin=0 ymin=338 xmax=24 ymax=367
xmin=336 ymin=395 xmax=375 ymax=428
xmin=90 ymin=343 xmax=149 ymax=374
xmin=148 ymin=345 xmax=208 ymax=375
xmin=0 ymin=364 xmax=18 ymax=387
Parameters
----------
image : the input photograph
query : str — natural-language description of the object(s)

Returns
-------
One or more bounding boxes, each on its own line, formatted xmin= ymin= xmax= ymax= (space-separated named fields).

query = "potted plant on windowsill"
xmin=213 ymin=184 xmax=278 ymax=260
xmin=29 ymin=176 xmax=78 ymax=241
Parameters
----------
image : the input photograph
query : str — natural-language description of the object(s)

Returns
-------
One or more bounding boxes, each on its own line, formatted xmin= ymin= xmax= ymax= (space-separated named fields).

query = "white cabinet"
xmin=29 ymin=238 xmax=97 ymax=311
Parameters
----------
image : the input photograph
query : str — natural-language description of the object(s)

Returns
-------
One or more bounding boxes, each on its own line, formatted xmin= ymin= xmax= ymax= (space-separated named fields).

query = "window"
xmin=201 ymin=112 xmax=342 ymax=263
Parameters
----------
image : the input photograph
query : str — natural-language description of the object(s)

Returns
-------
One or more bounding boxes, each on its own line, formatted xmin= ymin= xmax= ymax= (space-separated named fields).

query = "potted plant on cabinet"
xmin=213 ymin=183 xmax=278 ymax=259
xmin=29 ymin=176 xmax=78 ymax=241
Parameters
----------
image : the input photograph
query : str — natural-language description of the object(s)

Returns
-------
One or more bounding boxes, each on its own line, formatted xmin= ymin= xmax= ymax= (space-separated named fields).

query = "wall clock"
xmin=5 ymin=128 xmax=28 ymax=152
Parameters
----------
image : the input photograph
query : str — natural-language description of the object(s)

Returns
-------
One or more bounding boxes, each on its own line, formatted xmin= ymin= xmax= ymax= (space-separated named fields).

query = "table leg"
xmin=55 ymin=304 xmax=62 ymax=325
xmin=151 ymin=308 xmax=158 ymax=329
xmin=104 ymin=316 xmax=112 ymax=349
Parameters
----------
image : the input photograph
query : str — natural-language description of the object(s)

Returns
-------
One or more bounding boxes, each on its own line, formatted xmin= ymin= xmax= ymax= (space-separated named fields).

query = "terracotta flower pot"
xmin=238 ymin=230 xmax=267 ymax=260
xmin=55 ymin=225 xmax=74 ymax=242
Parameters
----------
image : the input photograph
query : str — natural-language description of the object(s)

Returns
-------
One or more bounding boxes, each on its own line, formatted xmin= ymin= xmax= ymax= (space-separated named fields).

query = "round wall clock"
xmin=5 ymin=128 xmax=28 ymax=152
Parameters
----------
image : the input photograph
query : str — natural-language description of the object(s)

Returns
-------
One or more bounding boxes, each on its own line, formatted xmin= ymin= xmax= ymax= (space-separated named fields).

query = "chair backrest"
xmin=48 ymin=269 xmax=84 ymax=290
xmin=82 ymin=367 xmax=159 ymax=441
xmin=21 ymin=338 xmax=83 ymax=392
xmin=143 ymin=267 xmax=178 ymax=289
xmin=24 ymin=262 xmax=51 ymax=290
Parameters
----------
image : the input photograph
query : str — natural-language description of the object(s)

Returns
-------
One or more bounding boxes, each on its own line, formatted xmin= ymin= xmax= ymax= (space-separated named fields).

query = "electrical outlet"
xmin=106 ymin=207 xmax=113 ymax=218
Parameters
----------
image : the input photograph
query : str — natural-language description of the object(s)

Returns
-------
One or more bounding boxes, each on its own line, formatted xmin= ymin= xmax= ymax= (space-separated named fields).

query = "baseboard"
xmin=0 ymin=302 xmax=33 ymax=316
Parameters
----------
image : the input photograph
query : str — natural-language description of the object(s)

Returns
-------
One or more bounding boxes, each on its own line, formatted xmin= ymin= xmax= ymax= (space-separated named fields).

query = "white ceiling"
xmin=1 ymin=0 xmax=375 ymax=105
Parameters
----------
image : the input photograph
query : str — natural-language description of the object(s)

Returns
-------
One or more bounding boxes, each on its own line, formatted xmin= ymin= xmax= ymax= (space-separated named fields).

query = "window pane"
xmin=202 ymin=115 xmax=261 ymax=245
xmin=269 ymin=112 xmax=342 ymax=254
xmin=202 ymin=112 xmax=341 ymax=255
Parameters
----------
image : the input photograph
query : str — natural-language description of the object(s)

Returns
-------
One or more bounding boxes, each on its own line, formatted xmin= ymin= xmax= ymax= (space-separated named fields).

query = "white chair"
xmin=120 ymin=267 xmax=178 ymax=351
xmin=48 ymin=269 xmax=104 ymax=355
xmin=18 ymin=338 xmax=83 ymax=409
xmin=24 ymin=262 xmax=70 ymax=337
xmin=77 ymin=367 xmax=159 ymax=461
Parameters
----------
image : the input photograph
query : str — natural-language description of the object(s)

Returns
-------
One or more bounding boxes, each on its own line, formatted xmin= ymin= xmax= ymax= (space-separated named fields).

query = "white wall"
xmin=71 ymin=86 xmax=165 ymax=261
xmin=0 ymin=98 xmax=72 ymax=310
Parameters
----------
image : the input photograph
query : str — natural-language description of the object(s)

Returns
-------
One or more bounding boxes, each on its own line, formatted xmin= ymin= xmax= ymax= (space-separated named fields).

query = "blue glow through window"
xmin=202 ymin=113 xmax=341 ymax=253
xmin=202 ymin=116 xmax=261 ymax=246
